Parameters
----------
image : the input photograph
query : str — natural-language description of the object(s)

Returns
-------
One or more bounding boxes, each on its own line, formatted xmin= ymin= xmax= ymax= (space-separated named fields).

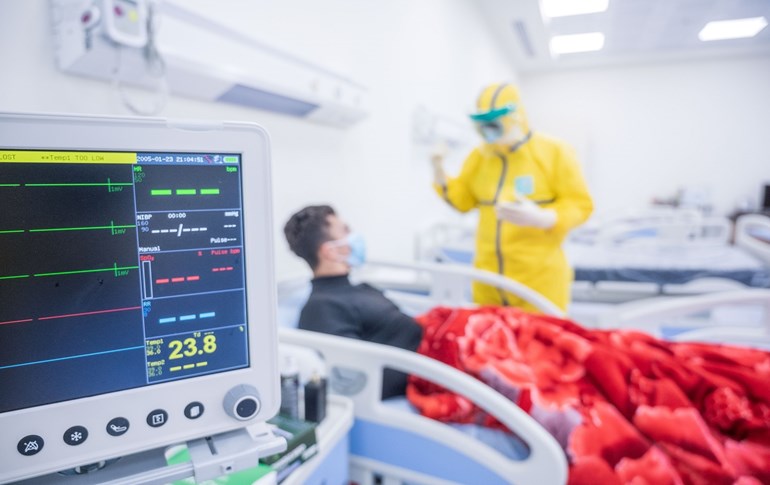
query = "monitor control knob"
xmin=223 ymin=385 xmax=261 ymax=421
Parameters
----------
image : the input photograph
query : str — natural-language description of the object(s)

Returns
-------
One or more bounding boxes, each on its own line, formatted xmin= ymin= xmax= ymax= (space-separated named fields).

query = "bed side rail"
xmin=598 ymin=289 xmax=770 ymax=331
xmin=362 ymin=260 xmax=565 ymax=318
xmin=278 ymin=327 xmax=568 ymax=485
xmin=594 ymin=213 xmax=730 ymax=247
xmin=736 ymin=214 xmax=770 ymax=265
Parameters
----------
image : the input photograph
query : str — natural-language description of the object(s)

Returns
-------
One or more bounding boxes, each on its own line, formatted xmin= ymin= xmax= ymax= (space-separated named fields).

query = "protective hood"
xmin=470 ymin=83 xmax=531 ymax=138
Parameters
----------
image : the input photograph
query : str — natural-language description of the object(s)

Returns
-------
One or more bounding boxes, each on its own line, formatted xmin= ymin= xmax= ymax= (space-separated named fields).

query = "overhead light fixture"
xmin=699 ymin=17 xmax=767 ymax=41
xmin=541 ymin=0 xmax=609 ymax=18
xmin=550 ymin=32 xmax=605 ymax=55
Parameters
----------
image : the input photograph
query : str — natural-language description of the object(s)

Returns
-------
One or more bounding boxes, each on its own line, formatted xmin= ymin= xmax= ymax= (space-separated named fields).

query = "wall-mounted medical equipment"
xmin=50 ymin=0 xmax=369 ymax=126
xmin=0 ymin=112 xmax=284 ymax=484
xmin=411 ymin=105 xmax=475 ymax=150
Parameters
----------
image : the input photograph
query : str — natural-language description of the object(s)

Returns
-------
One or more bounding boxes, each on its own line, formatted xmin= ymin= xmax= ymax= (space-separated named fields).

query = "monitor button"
xmin=106 ymin=417 xmax=130 ymax=437
xmin=146 ymin=409 xmax=169 ymax=428
xmin=17 ymin=435 xmax=44 ymax=456
xmin=223 ymin=385 xmax=261 ymax=421
xmin=63 ymin=425 xmax=88 ymax=446
xmin=184 ymin=402 xmax=205 ymax=420
xmin=236 ymin=398 xmax=259 ymax=419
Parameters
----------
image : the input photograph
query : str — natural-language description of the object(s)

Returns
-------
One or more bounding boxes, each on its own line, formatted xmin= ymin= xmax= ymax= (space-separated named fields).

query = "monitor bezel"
xmin=0 ymin=112 xmax=280 ymax=483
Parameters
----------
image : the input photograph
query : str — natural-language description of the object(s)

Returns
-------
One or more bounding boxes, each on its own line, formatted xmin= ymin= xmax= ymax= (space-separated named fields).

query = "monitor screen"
xmin=0 ymin=150 xmax=249 ymax=414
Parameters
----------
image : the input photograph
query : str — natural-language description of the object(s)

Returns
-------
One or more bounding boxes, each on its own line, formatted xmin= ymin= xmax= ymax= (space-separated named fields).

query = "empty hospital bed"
xmin=567 ymin=214 xmax=769 ymax=297
xmin=416 ymin=213 xmax=770 ymax=302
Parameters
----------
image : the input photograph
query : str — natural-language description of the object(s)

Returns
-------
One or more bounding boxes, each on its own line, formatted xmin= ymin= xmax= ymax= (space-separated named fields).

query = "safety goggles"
xmin=468 ymin=103 xmax=516 ymax=123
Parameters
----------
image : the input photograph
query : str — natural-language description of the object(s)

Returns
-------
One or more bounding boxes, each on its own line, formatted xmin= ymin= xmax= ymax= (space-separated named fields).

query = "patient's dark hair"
xmin=284 ymin=205 xmax=336 ymax=270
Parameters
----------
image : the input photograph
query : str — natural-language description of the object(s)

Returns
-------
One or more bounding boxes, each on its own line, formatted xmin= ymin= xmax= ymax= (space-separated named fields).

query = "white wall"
xmin=519 ymin=56 xmax=770 ymax=219
xmin=0 ymin=0 xmax=516 ymax=279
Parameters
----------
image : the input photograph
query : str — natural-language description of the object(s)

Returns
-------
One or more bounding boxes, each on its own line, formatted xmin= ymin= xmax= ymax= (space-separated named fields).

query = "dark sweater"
xmin=298 ymin=275 xmax=424 ymax=398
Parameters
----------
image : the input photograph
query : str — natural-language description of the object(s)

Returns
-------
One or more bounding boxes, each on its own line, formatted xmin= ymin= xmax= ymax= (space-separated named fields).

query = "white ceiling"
xmin=477 ymin=0 xmax=770 ymax=73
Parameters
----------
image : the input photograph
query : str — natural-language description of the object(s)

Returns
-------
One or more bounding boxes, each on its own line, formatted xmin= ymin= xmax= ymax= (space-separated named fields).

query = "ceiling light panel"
xmin=550 ymin=32 xmax=605 ymax=55
xmin=698 ymin=17 xmax=768 ymax=41
xmin=541 ymin=0 xmax=609 ymax=18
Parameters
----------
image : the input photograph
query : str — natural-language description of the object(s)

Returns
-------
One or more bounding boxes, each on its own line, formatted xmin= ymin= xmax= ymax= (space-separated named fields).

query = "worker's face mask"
xmin=476 ymin=121 xmax=504 ymax=143
xmin=478 ymin=118 xmax=526 ymax=148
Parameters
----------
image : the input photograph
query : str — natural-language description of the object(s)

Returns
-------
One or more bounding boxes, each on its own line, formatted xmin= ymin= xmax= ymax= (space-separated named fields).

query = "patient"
xmin=284 ymin=205 xmax=423 ymax=398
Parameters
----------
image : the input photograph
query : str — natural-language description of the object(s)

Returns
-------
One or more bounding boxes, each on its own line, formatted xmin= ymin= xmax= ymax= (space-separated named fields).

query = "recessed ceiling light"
xmin=550 ymin=32 xmax=605 ymax=55
xmin=541 ymin=0 xmax=609 ymax=18
xmin=699 ymin=17 xmax=767 ymax=41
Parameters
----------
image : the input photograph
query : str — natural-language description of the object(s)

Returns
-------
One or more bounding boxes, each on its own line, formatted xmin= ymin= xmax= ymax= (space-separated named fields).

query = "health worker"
xmin=432 ymin=82 xmax=593 ymax=311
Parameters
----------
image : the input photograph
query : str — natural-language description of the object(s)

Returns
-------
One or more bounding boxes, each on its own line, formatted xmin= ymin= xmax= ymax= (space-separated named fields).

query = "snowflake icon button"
xmin=63 ymin=425 xmax=89 ymax=446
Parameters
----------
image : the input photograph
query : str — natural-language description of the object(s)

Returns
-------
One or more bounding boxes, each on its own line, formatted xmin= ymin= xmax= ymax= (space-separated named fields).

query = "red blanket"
xmin=407 ymin=306 xmax=770 ymax=485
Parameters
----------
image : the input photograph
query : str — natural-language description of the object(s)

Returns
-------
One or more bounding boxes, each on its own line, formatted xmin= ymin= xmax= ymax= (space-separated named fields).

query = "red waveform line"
xmin=156 ymin=278 xmax=170 ymax=284
xmin=0 ymin=318 xmax=34 ymax=326
xmin=186 ymin=275 xmax=200 ymax=281
xmin=171 ymin=277 xmax=185 ymax=283
xmin=39 ymin=306 xmax=142 ymax=321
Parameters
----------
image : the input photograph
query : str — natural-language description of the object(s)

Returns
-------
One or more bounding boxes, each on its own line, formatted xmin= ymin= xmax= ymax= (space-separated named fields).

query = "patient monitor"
xmin=0 ymin=113 xmax=282 ymax=483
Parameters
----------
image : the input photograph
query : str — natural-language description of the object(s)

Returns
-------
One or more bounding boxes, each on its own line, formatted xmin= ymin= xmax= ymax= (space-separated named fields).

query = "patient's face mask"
xmin=344 ymin=233 xmax=366 ymax=267
xmin=327 ymin=233 xmax=366 ymax=268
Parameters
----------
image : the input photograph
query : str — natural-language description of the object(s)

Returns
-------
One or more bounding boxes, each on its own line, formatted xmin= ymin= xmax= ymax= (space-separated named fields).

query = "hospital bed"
xmin=277 ymin=261 xmax=566 ymax=485
xmin=416 ymin=213 xmax=770 ymax=302
xmin=416 ymin=208 xmax=722 ymax=264
xmin=277 ymin=261 xmax=770 ymax=484
xmin=568 ymin=214 xmax=769 ymax=294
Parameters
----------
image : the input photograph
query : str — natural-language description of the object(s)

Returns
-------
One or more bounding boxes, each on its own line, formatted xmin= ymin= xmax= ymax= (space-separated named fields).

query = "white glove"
xmin=430 ymin=142 xmax=449 ymax=186
xmin=430 ymin=141 xmax=448 ymax=166
xmin=496 ymin=197 xmax=557 ymax=229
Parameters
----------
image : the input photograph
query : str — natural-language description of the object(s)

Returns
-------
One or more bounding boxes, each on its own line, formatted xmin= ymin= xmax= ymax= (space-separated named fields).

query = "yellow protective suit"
xmin=435 ymin=83 xmax=593 ymax=311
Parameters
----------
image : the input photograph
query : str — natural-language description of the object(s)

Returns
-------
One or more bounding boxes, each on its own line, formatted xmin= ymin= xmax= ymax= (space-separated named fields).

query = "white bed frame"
xmin=278 ymin=328 xmax=567 ymax=485
xmin=354 ymin=260 xmax=565 ymax=318
xmin=597 ymin=289 xmax=770 ymax=346
xmin=276 ymin=261 xmax=567 ymax=484
xmin=735 ymin=214 xmax=770 ymax=265
xmin=590 ymin=213 xmax=731 ymax=247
